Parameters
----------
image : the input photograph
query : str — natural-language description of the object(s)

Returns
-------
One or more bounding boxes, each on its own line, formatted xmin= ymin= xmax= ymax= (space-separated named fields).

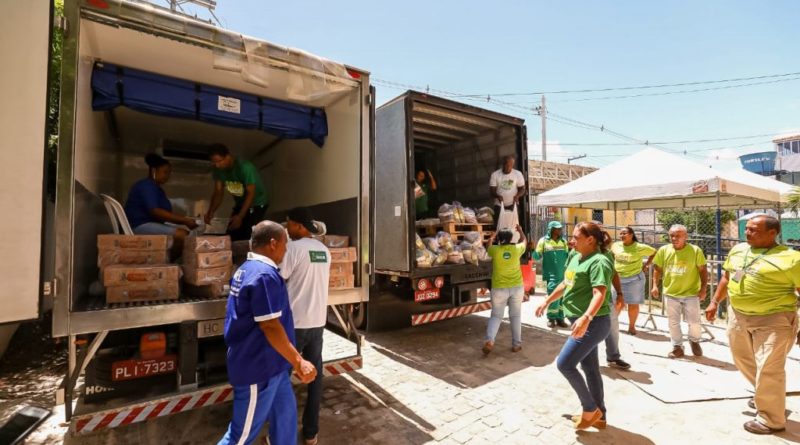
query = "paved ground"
xmin=9 ymin=292 xmax=800 ymax=444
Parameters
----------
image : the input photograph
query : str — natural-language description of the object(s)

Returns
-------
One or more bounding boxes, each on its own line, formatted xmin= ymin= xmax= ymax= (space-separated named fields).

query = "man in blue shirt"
xmin=218 ymin=220 xmax=317 ymax=445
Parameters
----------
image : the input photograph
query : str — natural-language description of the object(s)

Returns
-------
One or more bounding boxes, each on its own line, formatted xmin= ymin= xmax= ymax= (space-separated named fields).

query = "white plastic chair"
xmin=100 ymin=194 xmax=133 ymax=235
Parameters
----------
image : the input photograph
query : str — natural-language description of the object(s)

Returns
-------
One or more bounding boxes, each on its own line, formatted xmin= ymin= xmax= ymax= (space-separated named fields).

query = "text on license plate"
xmin=112 ymin=355 xmax=177 ymax=381
xmin=414 ymin=289 xmax=440 ymax=302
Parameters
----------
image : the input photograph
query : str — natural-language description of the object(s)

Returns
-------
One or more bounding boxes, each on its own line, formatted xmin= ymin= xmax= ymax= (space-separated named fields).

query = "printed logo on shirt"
xmin=666 ymin=260 xmax=688 ymax=276
xmin=564 ymin=269 xmax=576 ymax=289
xmin=502 ymin=252 xmax=512 ymax=260
xmin=225 ymin=181 xmax=244 ymax=197
xmin=309 ymin=251 xmax=328 ymax=263
xmin=500 ymin=179 xmax=516 ymax=191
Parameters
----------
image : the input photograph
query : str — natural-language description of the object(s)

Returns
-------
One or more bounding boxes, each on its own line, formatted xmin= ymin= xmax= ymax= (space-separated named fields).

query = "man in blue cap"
xmin=534 ymin=221 xmax=570 ymax=328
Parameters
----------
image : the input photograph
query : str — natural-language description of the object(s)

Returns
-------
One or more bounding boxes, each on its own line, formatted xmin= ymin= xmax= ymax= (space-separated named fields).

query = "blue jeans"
xmin=605 ymin=289 xmax=621 ymax=361
xmin=556 ymin=315 xmax=611 ymax=416
xmin=295 ymin=327 xmax=324 ymax=440
xmin=218 ymin=371 xmax=297 ymax=445
xmin=485 ymin=286 xmax=523 ymax=347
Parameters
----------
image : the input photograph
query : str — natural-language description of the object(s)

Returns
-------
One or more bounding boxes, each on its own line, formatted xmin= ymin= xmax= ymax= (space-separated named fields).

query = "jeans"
xmin=605 ymin=289 xmax=621 ymax=361
xmin=665 ymin=296 xmax=701 ymax=346
xmin=485 ymin=286 xmax=523 ymax=347
xmin=556 ymin=315 xmax=611 ymax=416
xmin=295 ymin=327 xmax=324 ymax=440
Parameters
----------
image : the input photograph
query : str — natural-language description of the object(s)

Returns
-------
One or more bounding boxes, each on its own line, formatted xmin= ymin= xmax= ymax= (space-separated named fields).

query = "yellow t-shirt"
xmin=653 ymin=243 xmax=706 ymax=297
xmin=723 ymin=243 xmax=800 ymax=315
xmin=611 ymin=241 xmax=656 ymax=278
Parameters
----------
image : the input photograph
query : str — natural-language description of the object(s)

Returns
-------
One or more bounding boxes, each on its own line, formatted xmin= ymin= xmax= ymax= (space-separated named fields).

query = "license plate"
xmin=197 ymin=318 xmax=225 ymax=338
xmin=414 ymin=289 xmax=440 ymax=302
xmin=111 ymin=355 xmax=177 ymax=382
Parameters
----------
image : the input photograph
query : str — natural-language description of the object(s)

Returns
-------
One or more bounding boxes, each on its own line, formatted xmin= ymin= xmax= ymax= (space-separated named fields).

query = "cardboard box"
xmin=329 ymin=247 xmax=357 ymax=263
xmin=182 ymin=264 xmax=232 ymax=286
xmin=106 ymin=281 xmax=179 ymax=304
xmin=98 ymin=234 xmax=171 ymax=251
xmin=183 ymin=281 xmax=230 ymax=299
xmin=98 ymin=249 xmax=169 ymax=270
xmin=329 ymin=273 xmax=355 ymax=290
xmin=183 ymin=251 xmax=233 ymax=269
xmin=330 ymin=262 xmax=354 ymax=277
xmin=184 ymin=235 xmax=231 ymax=253
xmin=103 ymin=265 xmax=180 ymax=287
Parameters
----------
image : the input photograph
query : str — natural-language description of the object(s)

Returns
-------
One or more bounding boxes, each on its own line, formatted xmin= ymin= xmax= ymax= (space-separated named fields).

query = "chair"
xmin=100 ymin=194 xmax=133 ymax=235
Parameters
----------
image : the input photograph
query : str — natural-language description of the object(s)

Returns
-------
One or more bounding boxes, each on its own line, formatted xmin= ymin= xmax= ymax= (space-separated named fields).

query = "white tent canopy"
xmin=537 ymin=148 xmax=788 ymax=210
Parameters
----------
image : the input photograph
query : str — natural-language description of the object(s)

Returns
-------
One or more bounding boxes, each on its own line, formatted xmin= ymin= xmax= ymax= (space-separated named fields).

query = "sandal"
xmin=570 ymin=414 xmax=607 ymax=429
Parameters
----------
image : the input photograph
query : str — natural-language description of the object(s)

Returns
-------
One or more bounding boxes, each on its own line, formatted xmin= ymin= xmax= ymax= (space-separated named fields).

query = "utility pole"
xmin=540 ymin=95 xmax=547 ymax=161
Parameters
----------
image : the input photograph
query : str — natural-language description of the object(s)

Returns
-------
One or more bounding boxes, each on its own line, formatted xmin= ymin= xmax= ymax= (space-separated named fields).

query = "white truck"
xmin=2 ymin=0 xmax=371 ymax=435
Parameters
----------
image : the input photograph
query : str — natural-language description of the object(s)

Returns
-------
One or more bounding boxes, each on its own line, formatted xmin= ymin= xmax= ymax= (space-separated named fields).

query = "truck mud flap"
xmin=411 ymin=301 xmax=491 ymax=326
xmin=72 ymin=356 xmax=364 ymax=435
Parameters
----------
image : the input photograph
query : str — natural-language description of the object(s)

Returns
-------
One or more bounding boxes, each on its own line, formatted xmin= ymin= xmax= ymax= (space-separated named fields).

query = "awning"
xmin=91 ymin=62 xmax=328 ymax=147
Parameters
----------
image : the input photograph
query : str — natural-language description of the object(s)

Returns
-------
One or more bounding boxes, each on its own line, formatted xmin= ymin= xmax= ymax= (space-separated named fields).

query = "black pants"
xmin=295 ymin=327 xmax=324 ymax=440
xmin=228 ymin=205 xmax=267 ymax=241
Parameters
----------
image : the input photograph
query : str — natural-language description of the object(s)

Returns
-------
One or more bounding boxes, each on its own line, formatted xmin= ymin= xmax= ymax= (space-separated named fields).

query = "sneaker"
xmin=668 ymin=346 xmax=684 ymax=359
xmin=304 ymin=436 xmax=319 ymax=445
xmin=547 ymin=319 xmax=557 ymax=328
xmin=511 ymin=345 xmax=522 ymax=353
xmin=607 ymin=359 xmax=631 ymax=370
xmin=690 ymin=341 xmax=703 ymax=357
xmin=569 ymin=414 xmax=607 ymax=429
xmin=482 ymin=340 xmax=494 ymax=355
xmin=556 ymin=319 xmax=570 ymax=328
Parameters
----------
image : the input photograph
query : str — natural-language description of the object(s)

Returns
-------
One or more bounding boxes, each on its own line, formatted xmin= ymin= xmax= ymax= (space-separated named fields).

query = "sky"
xmin=187 ymin=1 xmax=800 ymax=170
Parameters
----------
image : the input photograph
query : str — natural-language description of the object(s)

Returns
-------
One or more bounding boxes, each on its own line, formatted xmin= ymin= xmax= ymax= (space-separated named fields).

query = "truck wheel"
xmin=352 ymin=302 xmax=367 ymax=330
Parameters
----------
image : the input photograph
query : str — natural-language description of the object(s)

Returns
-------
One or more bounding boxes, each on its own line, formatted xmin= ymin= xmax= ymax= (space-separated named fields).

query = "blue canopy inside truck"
xmin=91 ymin=62 xmax=328 ymax=147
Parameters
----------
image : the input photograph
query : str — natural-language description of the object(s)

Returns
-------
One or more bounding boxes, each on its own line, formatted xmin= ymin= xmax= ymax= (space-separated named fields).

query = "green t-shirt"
xmin=653 ymin=243 xmax=706 ymax=298
xmin=415 ymin=183 xmax=430 ymax=215
xmin=534 ymin=237 xmax=568 ymax=282
xmin=562 ymin=251 xmax=612 ymax=317
xmin=723 ymin=243 xmax=800 ymax=316
xmin=212 ymin=159 xmax=268 ymax=208
xmin=488 ymin=243 xmax=526 ymax=289
xmin=611 ymin=241 xmax=656 ymax=278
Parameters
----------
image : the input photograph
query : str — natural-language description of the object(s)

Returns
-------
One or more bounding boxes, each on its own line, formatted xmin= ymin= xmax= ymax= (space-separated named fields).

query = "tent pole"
xmin=643 ymin=208 xmax=657 ymax=331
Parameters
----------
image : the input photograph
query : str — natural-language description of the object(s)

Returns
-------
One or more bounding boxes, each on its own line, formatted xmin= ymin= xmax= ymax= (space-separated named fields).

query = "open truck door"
xmin=0 ymin=1 xmax=53 ymax=323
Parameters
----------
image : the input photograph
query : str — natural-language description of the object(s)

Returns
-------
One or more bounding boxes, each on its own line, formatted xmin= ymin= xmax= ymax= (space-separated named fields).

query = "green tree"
xmin=657 ymin=209 xmax=736 ymax=253
xmin=46 ymin=0 xmax=64 ymax=201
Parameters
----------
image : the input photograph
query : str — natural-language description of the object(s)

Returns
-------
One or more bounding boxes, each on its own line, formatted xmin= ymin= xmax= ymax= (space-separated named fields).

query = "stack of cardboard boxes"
xmin=98 ymin=234 xmax=179 ymax=304
xmin=320 ymin=235 xmax=357 ymax=290
xmin=182 ymin=235 xmax=233 ymax=299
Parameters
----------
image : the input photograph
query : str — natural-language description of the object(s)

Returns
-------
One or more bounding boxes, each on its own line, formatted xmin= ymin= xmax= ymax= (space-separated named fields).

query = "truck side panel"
xmin=374 ymin=99 xmax=411 ymax=272
xmin=0 ymin=1 xmax=52 ymax=323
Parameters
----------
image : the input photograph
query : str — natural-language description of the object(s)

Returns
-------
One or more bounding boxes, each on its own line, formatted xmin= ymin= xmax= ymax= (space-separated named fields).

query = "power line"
xmin=558 ymin=133 xmax=781 ymax=146
xmin=443 ymin=70 xmax=800 ymax=97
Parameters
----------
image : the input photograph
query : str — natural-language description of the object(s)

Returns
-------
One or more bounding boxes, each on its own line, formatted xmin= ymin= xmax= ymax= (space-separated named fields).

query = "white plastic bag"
xmin=496 ymin=204 xmax=520 ymax=243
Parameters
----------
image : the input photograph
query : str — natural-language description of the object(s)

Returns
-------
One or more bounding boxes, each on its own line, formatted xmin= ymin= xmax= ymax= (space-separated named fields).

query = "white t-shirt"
xmin=489 ymin=169 xmax=526 ymax=206
xmin=280 ymin=237 xmax=331 ymax=329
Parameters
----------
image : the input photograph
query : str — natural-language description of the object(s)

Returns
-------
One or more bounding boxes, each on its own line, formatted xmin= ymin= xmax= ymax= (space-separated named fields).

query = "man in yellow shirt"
xmin=651 ymin=224 xmax=707 ymax=359
xmin=707 ymin=215 xmax=800 ymax=435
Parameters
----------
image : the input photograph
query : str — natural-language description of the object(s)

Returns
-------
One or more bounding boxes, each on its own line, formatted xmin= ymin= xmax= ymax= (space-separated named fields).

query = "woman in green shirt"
xmin=610 ymin=226 xmax=656 ymax=335
xmin=414 ymin=169 xmax=437 ymax=219
xmin=535 ymin=221 xmax=613 ymax=430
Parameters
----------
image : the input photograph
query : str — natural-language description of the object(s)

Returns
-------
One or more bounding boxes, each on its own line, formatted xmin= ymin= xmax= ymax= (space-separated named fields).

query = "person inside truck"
xmin=124 ymin=153 xmax=198 ymax=258
xmin=489 ymin=155 xmax=526 ymax=228
xmin=414 ymin=169 xmax=438 ymax=219
xmin=205 ymin=143 xmax=269 ymax=241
